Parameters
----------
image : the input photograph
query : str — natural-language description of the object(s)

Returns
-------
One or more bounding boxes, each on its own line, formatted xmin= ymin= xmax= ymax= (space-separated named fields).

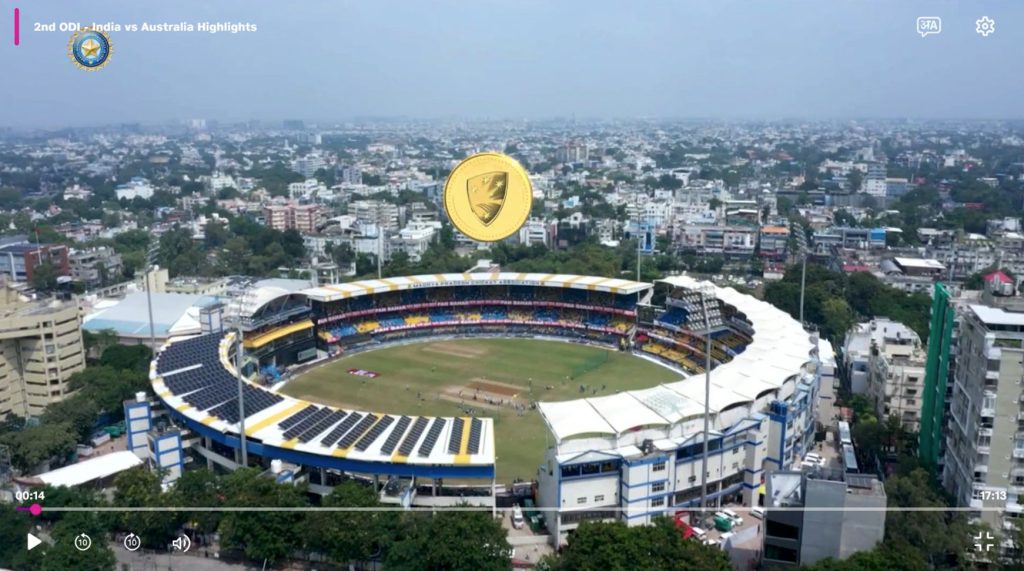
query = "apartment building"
xmin=943 ymin=302 xmax=1024 ymax=546
xmin=69 ymin=247 xmax=123 ymax=288
xmin=0 ymin=285 xmax=86 ymax=418
xmin=0 ymin=240 xmax=70 ymax=284
xmin=865 ymin=320 xmax=926 ymax=431
xmin=263 ymin=203 xmax=325 ymax=233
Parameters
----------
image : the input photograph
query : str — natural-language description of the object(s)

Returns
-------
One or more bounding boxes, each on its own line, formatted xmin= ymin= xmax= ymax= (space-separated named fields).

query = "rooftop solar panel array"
xmin=447 ymin=418 xmax=465 ymax=454
xmin=323 ymin=412 xmax=363 ymax=446
xmin=298 ymin=410 xmax=347 ymax=443
xmin=282 ymin=407 xmax=329 ymax=440
xmin=279 ymin=405 xmax=319 ymax=430
xmin=154 ymin=332 xmax=491 ymax=463
xmin=355 ymin=415 xmax=394 ymax=451
xmin=338 ymin=414 xmax=379 ymax=449
xmin=418 ymin=418 xmax=446 ymax=457
xmin=397 ymin=417 xmax=429 ymax=456
xmin=467 ymin=418 xmax=483 ymax=454
xmin=155 ymin=333 xmax=282 ymax=422
xmin=380 ymin=416 xmax=411 ymax=455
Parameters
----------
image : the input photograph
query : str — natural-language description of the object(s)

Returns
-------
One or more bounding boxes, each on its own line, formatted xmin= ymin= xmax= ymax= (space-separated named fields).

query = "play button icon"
xmin=27 ymin=533 xmax=41 ymax=551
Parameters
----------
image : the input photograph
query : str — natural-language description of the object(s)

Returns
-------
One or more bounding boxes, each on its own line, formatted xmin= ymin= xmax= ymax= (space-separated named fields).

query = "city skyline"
xmin=2 ymin=1 xmax=1023 ymax=128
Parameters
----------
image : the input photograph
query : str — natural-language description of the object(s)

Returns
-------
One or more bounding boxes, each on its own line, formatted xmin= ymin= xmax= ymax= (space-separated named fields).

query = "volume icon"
xmin=171 ymin=535 xmax=191 ymax=553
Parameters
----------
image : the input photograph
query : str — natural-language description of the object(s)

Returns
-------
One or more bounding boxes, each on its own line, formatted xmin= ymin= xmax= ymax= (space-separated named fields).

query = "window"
xmin=652 ymin=461 xmax=666 ymax=472
xmin=764 ymin=545 xmax=799 ymax=563
xmin=594 ymin=495 xmax=604 ymax=502
xmin=577 ymin=497 xmax=587 ymax=504
xmin=766 ymin=520 xmax=800 ymax=540
xmin=652 ymin=482 xmax=666 ymax=493
xmin=651 ymin=497 xmax=665 ymax=507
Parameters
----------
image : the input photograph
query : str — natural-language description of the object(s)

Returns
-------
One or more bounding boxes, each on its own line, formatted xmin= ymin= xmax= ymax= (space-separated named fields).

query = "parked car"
xmin=750 ymin=506 xmax=765 ymax=520
xmin=722 ymin=509 xmax=743 ymax=526
xmin=511 ymin=505 xmax=524 ymax=529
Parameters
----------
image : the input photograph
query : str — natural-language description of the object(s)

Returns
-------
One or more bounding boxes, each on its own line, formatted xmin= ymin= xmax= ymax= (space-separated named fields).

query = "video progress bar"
xmin=32 ymin=506 xmax=1008 ymax=513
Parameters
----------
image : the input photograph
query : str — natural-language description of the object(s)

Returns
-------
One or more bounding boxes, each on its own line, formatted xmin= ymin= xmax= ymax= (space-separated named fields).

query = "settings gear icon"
xmin=976 ymin=16 xmax=995 ymax=37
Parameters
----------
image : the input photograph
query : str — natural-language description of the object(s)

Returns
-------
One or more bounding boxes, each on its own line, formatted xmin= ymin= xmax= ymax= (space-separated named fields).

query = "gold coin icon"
xmin=443 ymin=153 xmax=533 ymax=242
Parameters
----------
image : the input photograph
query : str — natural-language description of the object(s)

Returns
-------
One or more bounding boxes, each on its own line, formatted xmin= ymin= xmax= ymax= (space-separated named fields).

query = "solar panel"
xmin=380 ymin=416 xmax=411 ymax=455
xmin=447 ymin=418 xmax=465 ymax=454
xmin=337 ymin=414 xmax=379 ymax=449
xmin=417 ymin=418 xmax=446 ymax=457
xmin=296 ymin=410 xmax=347 ymax=443
xmin=354 ymin=415 xmax=395 ymax=451
xmin=279 ymin=405 xmax=318 ymax=430
xmin=397 ymin=417 xmax=428 ymax=456
xmin=467 ymin=418 xmax=483 ymax=454
xmin=283 ymin=408 xmax=329 ymax=440
xmin=322 ymin=412 xmax=362 ymax=446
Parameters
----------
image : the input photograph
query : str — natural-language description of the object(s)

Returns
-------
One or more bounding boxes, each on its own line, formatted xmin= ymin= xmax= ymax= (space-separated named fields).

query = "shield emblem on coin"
xmin=466 ymin=171 xmax=508 ymax=225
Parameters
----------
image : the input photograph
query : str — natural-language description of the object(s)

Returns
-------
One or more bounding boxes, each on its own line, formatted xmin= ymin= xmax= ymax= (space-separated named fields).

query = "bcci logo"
xmin=68 ymin=28 xmax=112 ymax=71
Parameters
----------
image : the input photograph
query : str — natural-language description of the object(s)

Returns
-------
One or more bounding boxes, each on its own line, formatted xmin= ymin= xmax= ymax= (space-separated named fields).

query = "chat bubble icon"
xmin=917 ymin=17 xmax=942 ymax=37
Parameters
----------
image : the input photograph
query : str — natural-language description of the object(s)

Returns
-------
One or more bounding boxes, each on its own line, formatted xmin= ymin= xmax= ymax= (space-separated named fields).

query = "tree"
xmin=0 ymin=422 xmax=77 ymax=471
xmin=169 ymin=469 xmax=225 ymax=535
xmin=99 ymin=344 xmax=152 ymax=372
xmin=330 ymin=242 xmax=355 ymax=269
xmin=218 ymin=468 xmax=309 ymax=564
xmin=216 ymin=186 xmax=241 ymax=200
xmin=833 ymin=208 xmax=858 ymax=227
xmin=82 ymin=328 xmax=118 ymax=360
xmin=547 ymin=518 xmax=731 ymax=571
xmin=847 ymin=168 xmax=864 ymax=192
xmin=113 ymin=467 xmax=183 ymax=548
xmin=821 ymin=297 xmax=855 ymax=341
xmin=204 ymin=220 xmax=230 ymax=249
xmin=385 ymin=510 xmax=511 ymax=571
xmin=67 ymin=366 xmax=149 ymax=418
xmin=0 ymin=187 xmax=23 ymax=209
xmin=220 ymin=236 xmax=250 ymax=274
xmin=41 ymin=512 xmax=116 ymax=571
xmin=0 ymin=505 xmax=36 ymax=571
xmin=30 ymin=262 xmax=59 ymax=292
xmin=884 ymin=468 xmax=976 ymax=569
xmin=802 ymin=539 xmax=929 ymax=571
xmin=307 ymin=480 xmax=396 ymax=566
xmin=41 ymin=397 xmax=99 ymax=442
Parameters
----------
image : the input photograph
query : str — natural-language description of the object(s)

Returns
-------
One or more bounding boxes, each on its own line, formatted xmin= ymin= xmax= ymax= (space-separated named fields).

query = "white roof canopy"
xmin=539 ymin=276 xmax=815 ymax=443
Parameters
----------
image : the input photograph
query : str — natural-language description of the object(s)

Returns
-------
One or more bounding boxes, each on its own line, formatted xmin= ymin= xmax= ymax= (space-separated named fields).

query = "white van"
xmin=722 ymin=509 xmax=743 ymax=526
xmin=750 ymin=506 xmax=765 ymax=520
xmin=511 ymin=506 xmax=524 ymax=529
xmin=690 ymin=526 xmax=707 ymax=541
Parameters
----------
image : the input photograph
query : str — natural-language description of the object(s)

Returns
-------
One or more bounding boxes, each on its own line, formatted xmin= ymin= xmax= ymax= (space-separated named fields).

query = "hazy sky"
xmin=2 ymin=1 xmax=1023 ymax=127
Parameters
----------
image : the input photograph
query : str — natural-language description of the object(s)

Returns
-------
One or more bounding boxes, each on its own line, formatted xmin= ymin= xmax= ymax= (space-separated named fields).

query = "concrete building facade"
xmin=0 ymin=286 xmax=86 ymax=418
xmin=762 ymin=470 xmax=886 ymax=567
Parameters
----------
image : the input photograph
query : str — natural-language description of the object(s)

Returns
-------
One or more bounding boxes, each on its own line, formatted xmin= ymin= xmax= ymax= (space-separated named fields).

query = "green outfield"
xmin=280 ymin=338 xmax=683 ymax=482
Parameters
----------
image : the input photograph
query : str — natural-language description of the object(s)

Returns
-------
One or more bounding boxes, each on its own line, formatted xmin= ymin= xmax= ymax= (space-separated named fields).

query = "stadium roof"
xmin=152 ymin=332 xmax=496 ymax=469
xmin=301 ymin=272 xmax=650 ymax=302
xmin=538 ymin=275 xmax=816 ymax=443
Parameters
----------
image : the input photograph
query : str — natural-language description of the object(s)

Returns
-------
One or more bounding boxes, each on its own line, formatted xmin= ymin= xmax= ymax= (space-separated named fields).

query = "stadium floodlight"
xmin=697 ymin=282 xmax=715 ymax=526
xmin=144 ymin=242 xmax=158 ymax=350
xmin=235 ymin=284 xmax=251 ymax=467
